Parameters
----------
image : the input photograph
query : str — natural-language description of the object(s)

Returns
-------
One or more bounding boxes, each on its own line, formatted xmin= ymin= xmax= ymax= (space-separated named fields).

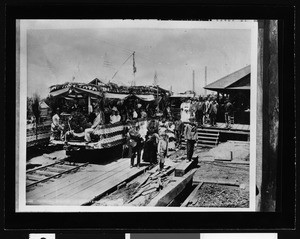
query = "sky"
xmin=24 ymin=20 xmax=252 ymax=98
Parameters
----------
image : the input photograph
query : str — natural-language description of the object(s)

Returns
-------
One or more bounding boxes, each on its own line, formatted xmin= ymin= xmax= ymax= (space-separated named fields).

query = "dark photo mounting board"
xmin=3 ymin=0 xmax=296 ymax=234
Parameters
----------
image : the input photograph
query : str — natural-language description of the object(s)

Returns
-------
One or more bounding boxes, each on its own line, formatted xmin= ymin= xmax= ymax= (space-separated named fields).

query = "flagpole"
xmin=132 ymin=51 xmax=136 ymax=86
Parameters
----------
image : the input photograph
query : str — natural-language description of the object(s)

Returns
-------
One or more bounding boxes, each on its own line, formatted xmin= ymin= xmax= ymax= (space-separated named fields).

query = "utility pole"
xmin=204 ymin=66 xmax=207 ymax=96
xmin=192 ymin=70 xmax=195 ymax=94
xmin=132 ymin=51 xmax=136 ymax=86
xmin=154 ymin=71 xmax=159 ymax=110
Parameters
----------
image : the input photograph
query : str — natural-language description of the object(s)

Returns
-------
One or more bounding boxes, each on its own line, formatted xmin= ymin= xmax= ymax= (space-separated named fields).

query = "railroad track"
xmin=26 ymin=160 xmax=89 ymax=189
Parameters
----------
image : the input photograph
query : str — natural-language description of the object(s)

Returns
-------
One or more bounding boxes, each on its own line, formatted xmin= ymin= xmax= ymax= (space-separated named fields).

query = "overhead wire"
xmin=110 ymin=52 xmax=134 ymax=81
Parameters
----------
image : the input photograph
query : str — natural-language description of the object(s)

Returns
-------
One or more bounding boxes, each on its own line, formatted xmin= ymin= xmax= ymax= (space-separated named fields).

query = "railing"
xmin=26 ymin=121 xmax=52 ymax=146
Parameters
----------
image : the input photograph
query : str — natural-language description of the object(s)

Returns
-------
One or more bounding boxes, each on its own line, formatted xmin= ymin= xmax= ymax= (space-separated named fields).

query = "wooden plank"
xmin=216 ymin=160 xmax=250 ymax=165
xmin=214 ymin=158 xmax=232 ymax=162
xmin=148 ymin=169 xmax=197 ymax=207
xmin=198 ymin=140 xmax=217 ymax=144
xmin=46 ymin=166 xmax=147 ymax=206
xmin=175 ymin=160 xmax=198 ymax=177
xmin=26 ymin=162 xmax=89 ymax=188
xmin=237 ymin=124 xmax=243 ymax=130
xmin=28 ymin=158 xmax=128 ymax=197
xmin=197 ymin=144 xmax=214 ymax=148
xmin=64 ymin=166 xmax=142 ymax=203
xmin=28 ymin=168 xmax=122 ymax=204
xmin=218 ymin=123 xmax=225 ymax=128
xmin=198 ymin=137 xmax=218 ymax=141
xmin=193 ymin=178 xmax=240 ymax=186
xmin=41 ymin=170 xmax=118 ymax=202
xmin=180 ymin=182 xmax=203 ymax=207
xmin=80 ymin=166 xmax=149 ymax=205
xmin=27 ymin=158 xmax=129 ymax=199
xmin=198 ymin=133 xmax=218 ymax=137
xmin=44 ymin=161 xmax=130 ymax=201
xmin=219 ymin=130 xmax=250 ymax=135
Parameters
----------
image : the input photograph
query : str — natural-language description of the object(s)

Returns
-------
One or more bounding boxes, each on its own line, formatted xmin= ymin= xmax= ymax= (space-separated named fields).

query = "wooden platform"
xmin=202 ymin=123 xmax=250 ymax=133
xmin=26 ymin=158 xmax=149 ymax=206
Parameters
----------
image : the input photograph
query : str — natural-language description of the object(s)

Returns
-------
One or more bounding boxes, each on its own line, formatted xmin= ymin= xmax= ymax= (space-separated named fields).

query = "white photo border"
xmin=16 ymin=19 xmax=258 ymax=212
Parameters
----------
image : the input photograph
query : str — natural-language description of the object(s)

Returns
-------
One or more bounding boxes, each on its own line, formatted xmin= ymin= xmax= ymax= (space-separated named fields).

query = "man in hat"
xmin=195 ymin=97 xmax=205 ymax=126
xmin=128 ymin=124 xmax=143 ymax=167
xmin=143 ymin=118 xmax=159 ymax=165
xmin=184 ymin=117 xmax=198 ymax=162
xmin=209 ymin=99 xmax=219 ymax=126
xmin=224 ymin=99 xmax=233 ymax=128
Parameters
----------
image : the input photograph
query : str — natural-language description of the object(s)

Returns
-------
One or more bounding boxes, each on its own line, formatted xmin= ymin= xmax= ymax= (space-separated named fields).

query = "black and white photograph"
xmin=16 ymin=19 xmax=259 ymax=212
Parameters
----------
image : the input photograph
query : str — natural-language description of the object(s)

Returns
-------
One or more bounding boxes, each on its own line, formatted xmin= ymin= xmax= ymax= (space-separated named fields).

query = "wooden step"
xmin=197 ymin=143 xmax=215 ymax=148
xmin=197 ymin=132 xmax=219 ymax=136
xmin=197 ymin=128 xmax=220 ymax=132
xmin=198 ymin=136 xmax=218 ymax=140
xmin=175 ymin=159 xmax=198 ymax=177
xmin=198 ymin=139 xmax=217 ymax=144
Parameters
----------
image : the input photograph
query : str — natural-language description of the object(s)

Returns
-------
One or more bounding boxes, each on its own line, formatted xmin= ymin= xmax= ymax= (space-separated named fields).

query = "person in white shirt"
xmin=110 ymin=107 xmax=121 ymax=124
xmin=84 ymin=107 xmax=103 ymax=142
xmin=50 ymin=108 xmax=64 ymax=140
xmin=180 ymin=99 xmax=191 ymax=122
xmin=132 ymin=109 xmax=138 ymax=119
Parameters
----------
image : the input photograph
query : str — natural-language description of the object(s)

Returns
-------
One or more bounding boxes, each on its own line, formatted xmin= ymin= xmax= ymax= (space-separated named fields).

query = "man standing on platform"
xmin=184 ymin=117 xmax=198 ymax=162
xmin=224 ymin=99 xmax=233 ymax=128
xmin=128 ymin=124 xmax=143 ymax=168
xmin=195 ymin=97 xmax=205 ymax=127
xmin=209 ymin=99 xmax=219 ymax=126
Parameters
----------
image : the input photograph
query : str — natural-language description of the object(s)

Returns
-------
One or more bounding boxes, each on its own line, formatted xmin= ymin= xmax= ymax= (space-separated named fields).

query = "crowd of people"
xmin=50 ymin=94 xmax=238 ymax=169
xmin=123 ymin=116 xmax=198 ymax=169
xmin=180 ymin=95 xmax=234 ymax=128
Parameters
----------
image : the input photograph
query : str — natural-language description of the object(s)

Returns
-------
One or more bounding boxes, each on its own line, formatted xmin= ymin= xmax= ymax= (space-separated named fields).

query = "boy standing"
xmin=157 ymin=133 xmax=168 ymax=171
xmin=184 ymin=118 xmax=198 ymax=162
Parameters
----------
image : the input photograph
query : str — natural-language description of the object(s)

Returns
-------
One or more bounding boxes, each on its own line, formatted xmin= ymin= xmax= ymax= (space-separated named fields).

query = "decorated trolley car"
xmin=48 ymin=79 xmax=169 ymax=156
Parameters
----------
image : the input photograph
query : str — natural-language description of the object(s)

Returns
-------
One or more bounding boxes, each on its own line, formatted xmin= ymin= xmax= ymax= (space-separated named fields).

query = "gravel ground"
xmin=190 ymin=183 xmax=249 ymax=208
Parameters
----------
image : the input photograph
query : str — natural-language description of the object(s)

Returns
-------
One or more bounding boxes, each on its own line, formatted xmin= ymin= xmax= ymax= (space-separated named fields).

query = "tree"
xmin=32 ymin=93 xmax=41 ymax=124
xmin=27 ymin=96 xmax=33 ymax=120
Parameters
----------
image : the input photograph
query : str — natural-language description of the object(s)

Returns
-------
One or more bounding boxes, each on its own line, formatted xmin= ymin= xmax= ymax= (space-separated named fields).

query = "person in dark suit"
xmin=128 ymin=124 xmax=143 ymax=167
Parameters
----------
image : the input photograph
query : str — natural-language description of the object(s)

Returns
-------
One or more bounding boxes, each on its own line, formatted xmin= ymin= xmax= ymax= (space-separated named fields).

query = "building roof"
xmin=39 ymin=101 xmax=50 ymax=109
xmin=204 ymin=65 xmax=251 ymax=91
xmin=89 ymin=78 xmax=106 ymax=86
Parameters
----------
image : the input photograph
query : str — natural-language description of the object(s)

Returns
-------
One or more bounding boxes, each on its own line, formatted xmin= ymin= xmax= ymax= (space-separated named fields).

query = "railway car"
xmin=48 ymin=81 xmax=151 ymax=157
